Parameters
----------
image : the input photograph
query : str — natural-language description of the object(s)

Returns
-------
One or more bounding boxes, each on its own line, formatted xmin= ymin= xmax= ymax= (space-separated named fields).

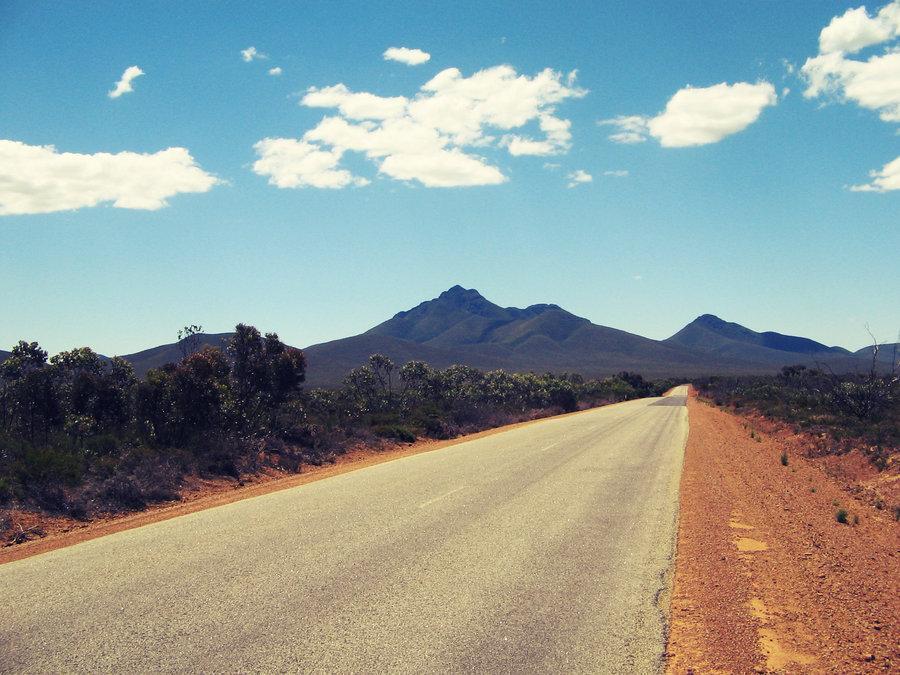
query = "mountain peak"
xmin=668 ymin=314 xmax=850 ymax=358
xmin=438 ymin=285 xmax=485 ymax=303
xmin=694 ymin=313 xmax=727 ymax=326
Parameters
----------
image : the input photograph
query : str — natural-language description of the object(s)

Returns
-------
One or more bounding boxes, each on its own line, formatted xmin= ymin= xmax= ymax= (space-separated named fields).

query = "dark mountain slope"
xmin=854 ymin=343 xmax=899 ymax=365
xmin=666 ymin=314 xmax=850 ymax=364
xmin=0 ymin=350 xmax=10 ymax=364
xmin=357 ymin=286 xmax=751 ymax=382
xmin=302 ymin=334 xmax=520 ymax=387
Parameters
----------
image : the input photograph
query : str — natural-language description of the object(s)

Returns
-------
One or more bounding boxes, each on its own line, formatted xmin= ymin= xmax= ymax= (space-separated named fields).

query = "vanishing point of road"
xmin=0 ymin=387 xmax=689 ymax=673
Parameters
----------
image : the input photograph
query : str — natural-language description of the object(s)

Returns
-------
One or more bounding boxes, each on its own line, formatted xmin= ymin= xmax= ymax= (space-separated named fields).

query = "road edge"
xmin=2 ymin=396 xmax=645 ymax=565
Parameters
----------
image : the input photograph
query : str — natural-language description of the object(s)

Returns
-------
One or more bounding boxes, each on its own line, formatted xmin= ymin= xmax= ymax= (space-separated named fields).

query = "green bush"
xmin=16 ymin=446 xmax=84 ymax=486
xmin=836 ymin=508 xmax=849 ymax=524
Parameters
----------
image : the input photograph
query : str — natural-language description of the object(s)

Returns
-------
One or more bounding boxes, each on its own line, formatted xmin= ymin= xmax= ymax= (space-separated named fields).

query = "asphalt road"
xmin=0 ymin=387 xmax=689 ymax=674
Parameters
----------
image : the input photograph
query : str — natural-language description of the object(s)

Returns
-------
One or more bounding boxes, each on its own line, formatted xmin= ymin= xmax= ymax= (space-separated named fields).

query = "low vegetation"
xmin=0 ymin=325 xmax=676 ymax=528
xmin=693 ymin=360 xmax=898 ymax=468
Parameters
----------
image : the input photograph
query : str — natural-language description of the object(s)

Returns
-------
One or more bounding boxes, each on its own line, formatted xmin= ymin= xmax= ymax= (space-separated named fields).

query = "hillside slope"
xmin=665 ymin=314 xmax=853 ymax=366
xmin=854 ymin=343 xmax=899 ymax=365
xmin=306 ymin=286 xmax=751 ymax=385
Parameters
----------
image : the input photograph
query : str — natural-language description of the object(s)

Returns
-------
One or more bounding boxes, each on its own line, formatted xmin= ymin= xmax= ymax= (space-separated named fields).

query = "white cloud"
xmin=802 ymin=2 xmax=900 ymax=191
xmin=802 ymin=43 xmax=900 ymax=123
xmin=603 ymin=82 xmax=776 ymax=147
xmin=503 ymin=114 xmax=572 ymax=156
xmin=302 ymin=84 xmax=408 ymax=120
xmin=849 ymin=155 xmax=900 ymax=191
xmin=379 ymin=149 xmax=505 ymax=186
xmin=108 ymin=66 xmax=144 ymax=99
xmin=268 ymin=66 xmax=283 ymax=76
xmin=255 ymin=64 xmax=586 ymax=188
xmin=567 ymin=169 xmax=592 ymax=188
xmin=818 ymin=2 xmax=900 ymax=54
xmin=252 ymin=138 xmax=369 ymax=189
xmin=603 ymin=169 xmax=629 ymax=177
xmin=0 ymin=140 xmax=220 ymax=215
xmin=383 ymin=47 xmax=431 ymax=66
xmin=241 ymin=46 xmax=266 ymax=62
xmin=648 ymin=82 xmax=777 ymax=147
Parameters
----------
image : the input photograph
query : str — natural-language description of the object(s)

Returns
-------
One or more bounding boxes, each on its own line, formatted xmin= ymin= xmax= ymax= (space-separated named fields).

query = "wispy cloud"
xmin=567 ymin=169 xmax=592 ymax=187
xmin=108 ymin=66 xmax=144 ymax=99
xmin=603 ymin=169 xmax=629 ymax=177
xmin=0 ymin=140 xmax=221 ymax=215
xmin=268 ymin=66 xmax=283 ymax=76
xmin=601 ymin=82 xmax=777 ymax=147
xmin=598 ymin=115 xmax=648 ymax=144
xmin=849 ymin=155 xmax=900 ymax=192
xmin=253 ymin=64 xmax=586 ymax=189
xmin=383 ymin=47 xmax=431 ymax=66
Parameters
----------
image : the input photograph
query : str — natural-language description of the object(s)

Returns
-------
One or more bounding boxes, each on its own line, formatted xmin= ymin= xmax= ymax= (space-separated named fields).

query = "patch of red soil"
xmin=739 ymin=409 xmax=900 ymax=514
xmin=667 ymin=398 xmax=900 ymax=674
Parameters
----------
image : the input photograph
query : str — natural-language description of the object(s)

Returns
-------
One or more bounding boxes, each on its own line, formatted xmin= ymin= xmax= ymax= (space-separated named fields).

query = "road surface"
xmin=0 ymin=387 xmax=689 ymax=673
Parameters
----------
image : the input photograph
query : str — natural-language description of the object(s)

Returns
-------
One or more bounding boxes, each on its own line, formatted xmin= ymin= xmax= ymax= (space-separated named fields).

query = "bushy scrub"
xmin=0 ymin=328 xmax=672 ymax=521
xmin=693 ymin=364 xmax=898 ymax=465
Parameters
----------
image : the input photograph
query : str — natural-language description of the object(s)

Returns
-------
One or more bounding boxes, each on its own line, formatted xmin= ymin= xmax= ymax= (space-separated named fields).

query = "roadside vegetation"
xmin=693 ymin=355 xmax=898 ymax=468
xmin=0 ymin=324 xmax=676 ymax=536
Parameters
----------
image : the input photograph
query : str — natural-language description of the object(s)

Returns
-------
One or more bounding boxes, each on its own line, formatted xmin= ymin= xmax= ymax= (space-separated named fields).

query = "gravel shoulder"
xmin=667 ymin=397 xmax=899 ymax=673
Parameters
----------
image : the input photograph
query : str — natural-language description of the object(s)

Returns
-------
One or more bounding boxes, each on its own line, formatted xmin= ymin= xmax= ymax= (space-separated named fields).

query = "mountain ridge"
xmin=664 ymin=313 xmax=851 ymax=366
xmin=0 ymin=288 xmax=887 ymax=383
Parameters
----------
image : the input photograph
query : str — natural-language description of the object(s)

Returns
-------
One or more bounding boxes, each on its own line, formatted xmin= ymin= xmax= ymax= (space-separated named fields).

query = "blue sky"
xmin=1 ymin=0 xmax=897 ymax=356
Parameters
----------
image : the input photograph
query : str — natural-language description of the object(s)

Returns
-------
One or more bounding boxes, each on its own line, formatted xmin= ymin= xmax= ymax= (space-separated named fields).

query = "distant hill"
xmin=0 ymin=350 xmax=10 ymax=364
xmin=12 ymin=287 xmax=883 ymax=386
xmin=303 ymin=286 xmax=749 ymax=386
xmin=665 ymin=314 xmax=852 ymax=366
xmin=854 ymin=343 xmax=899 ymax=365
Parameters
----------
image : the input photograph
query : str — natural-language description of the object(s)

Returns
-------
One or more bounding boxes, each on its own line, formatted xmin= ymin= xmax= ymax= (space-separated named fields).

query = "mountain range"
xmin=1 ymin=286 xmax=893 ymax=385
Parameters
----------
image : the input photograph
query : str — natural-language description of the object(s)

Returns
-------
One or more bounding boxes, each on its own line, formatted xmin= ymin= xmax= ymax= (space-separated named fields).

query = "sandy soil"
xmin=0 ymin=402 xmax=619 ymax=565
xmin=667 ymin=397 xmax=900 ymax=674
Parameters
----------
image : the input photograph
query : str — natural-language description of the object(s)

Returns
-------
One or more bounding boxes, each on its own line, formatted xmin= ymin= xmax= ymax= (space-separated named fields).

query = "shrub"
xmin=0 ymin=477 xmax=13 ymax=504
xmin=100 ymin=475 xmax=149 ymax=510
xmin=780 ymin=450 xmax=789 ymax=466
xmin=373 ymin=424 xmax=416 ymax=443
xmin=836 ymin=508 xmax=849 ymax=524
xmin=16 ymin=447 xmax=83 ymax=487
xmin=420 ymin=416 xmax=451 ymax=440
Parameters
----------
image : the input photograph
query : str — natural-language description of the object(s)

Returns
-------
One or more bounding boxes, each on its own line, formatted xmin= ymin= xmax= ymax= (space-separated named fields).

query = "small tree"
xmin=177 ymin=324 xmax=204 ymax=360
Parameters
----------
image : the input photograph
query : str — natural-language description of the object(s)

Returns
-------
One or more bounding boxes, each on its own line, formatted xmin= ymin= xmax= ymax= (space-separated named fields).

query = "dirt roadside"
xmin=0 ymin=400 xmax=628 ymax=565
xmin=667 ymin=397 xmax=899 ymax=673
